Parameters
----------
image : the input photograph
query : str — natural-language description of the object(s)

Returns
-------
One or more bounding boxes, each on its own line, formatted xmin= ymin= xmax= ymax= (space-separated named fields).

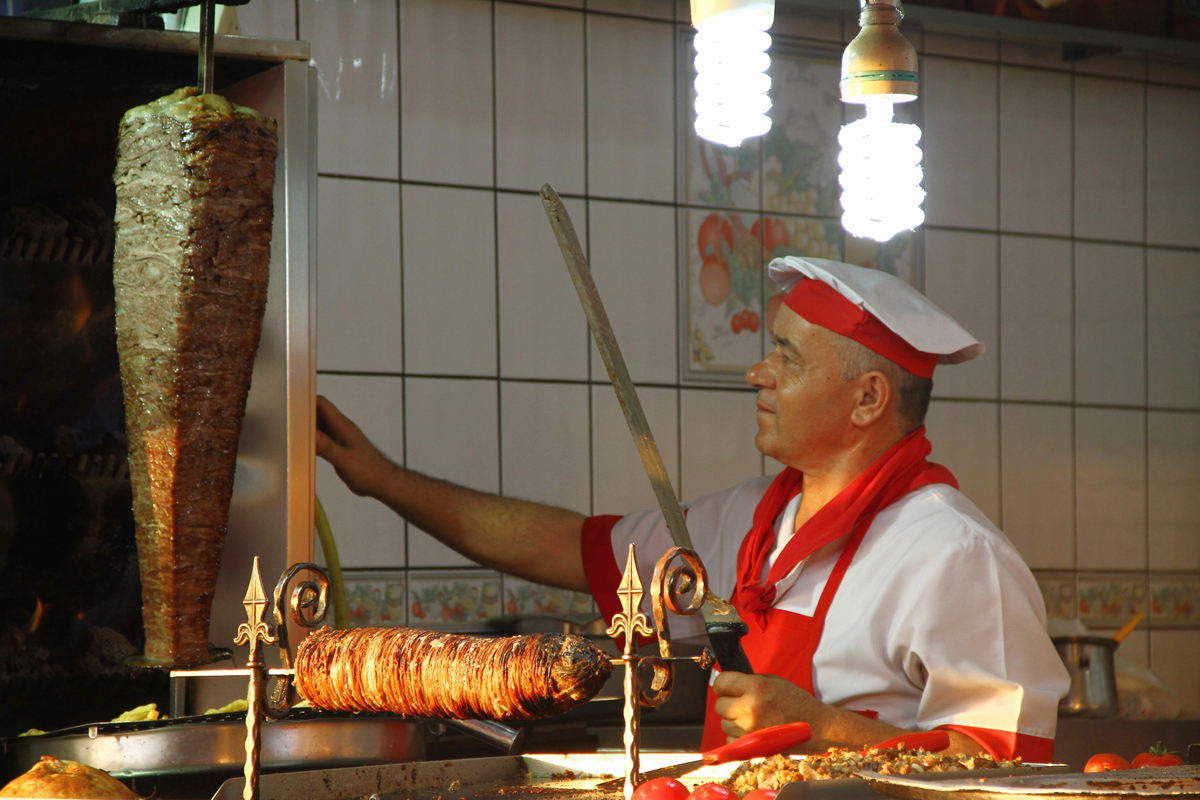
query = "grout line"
xmin=1068 ymin=65 xmax=1077 ymax=573
xmin=583 ymin=7 xmax=595 ymax=518
xmin=994 ymin=59 xmax=1004 ymax=530
xmin=1142 ymin=73 xmax=1152 ymax=593
xmin=492 ymin=0 xmax=504 ymax=499
xmin=396 ymin=0 xmax=408 ymax=570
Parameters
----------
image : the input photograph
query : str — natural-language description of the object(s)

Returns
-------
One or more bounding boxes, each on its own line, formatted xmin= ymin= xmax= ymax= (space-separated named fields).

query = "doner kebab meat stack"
xmin=113 ymin=87 xmax=277 ymax=664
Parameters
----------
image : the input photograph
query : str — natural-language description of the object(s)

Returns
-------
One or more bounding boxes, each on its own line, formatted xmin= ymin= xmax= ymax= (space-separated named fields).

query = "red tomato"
xmin=1084 ymin=753 xmax=1130 ymax=773
xmin=1131 ymin=742 xmax=1183 ymax=768
xmin=744 ymin=311 xmax=760 ymax=333
xmin=741 ymin=791 xmax=778 ymax=800
xmin=410 ymin=601 xmax=426 ymax=619
xmin=731 ymin=311 xmax=744 ymax=334
xmin=631 ymin=777 xmax=689 ymax=800
xmin=698 ymin=214 xmax=734 ymax=262
xmin=687 ymin=784 xmax=736 ymax=800
xmin=752 ymin=217 xmax=790 ymax=253
xmin=700 ymin=259 xmax=731 ymax=306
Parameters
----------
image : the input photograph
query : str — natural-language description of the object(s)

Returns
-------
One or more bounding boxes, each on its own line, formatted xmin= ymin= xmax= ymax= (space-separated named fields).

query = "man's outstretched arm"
xmin=316 ymin=395 xmax=589 ymax=592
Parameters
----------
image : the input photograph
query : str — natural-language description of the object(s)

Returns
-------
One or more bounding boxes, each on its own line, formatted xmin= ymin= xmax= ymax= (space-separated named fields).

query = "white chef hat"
xmin=768 ymin=256 xmax=984 ymax=378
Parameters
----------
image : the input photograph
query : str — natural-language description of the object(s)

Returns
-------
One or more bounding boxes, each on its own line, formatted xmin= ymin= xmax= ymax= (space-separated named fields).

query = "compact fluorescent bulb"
xmin=692 ymin=0 xmax=775 ymax=148
xmin=838 ymin=0 xmax=923 ymax=243
xmin=838 ymin=98 xmax=925 ymax=242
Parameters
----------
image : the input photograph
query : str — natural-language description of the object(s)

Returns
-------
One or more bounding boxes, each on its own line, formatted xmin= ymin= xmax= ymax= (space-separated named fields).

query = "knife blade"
xmin=539 ymin=183 xmax=752 ymax=675
xmin=596 ymin=721 xmax=813 ymax=790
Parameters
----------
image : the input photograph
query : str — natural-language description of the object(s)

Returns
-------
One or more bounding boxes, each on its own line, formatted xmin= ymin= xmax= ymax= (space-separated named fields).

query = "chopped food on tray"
xmin=110 ymin=703 xmax=160 ymax=723
xmin=203 ymin=699 xmax=248 ymax=715
xmin=725 ymin=747 xmax=1020 ymax=793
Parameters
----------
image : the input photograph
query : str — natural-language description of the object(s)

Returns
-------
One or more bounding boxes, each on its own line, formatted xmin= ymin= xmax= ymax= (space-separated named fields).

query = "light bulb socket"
xmin=840 ymin=0 xmax=918 ymax=104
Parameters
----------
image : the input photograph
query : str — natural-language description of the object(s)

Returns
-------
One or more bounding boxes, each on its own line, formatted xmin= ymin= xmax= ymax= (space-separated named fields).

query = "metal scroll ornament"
xmin=608 ymin=545 xmax=716 ymax=800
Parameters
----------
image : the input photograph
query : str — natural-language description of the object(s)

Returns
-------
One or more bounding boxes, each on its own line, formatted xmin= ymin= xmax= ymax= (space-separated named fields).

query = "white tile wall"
xmin=316 ymin=177 xmax=403 ymax=373
xmin=922 ymin=56 xmax=999 ymax=230
xmin=924 ymin=400 xmax=1001 ymax=526
xmin=1001 ymin=404 xmax=1074 ymax=569
xmin=586 ymin=15 xmax=676 ymax=202
xmin=235 ymin=0 xmax=296 ymax=40
xmin=1148 ymin=411 xmax=1200 ymax=572
xmin=592 ymin=384 xmax=680 ymax=514
xmin=306 ymin=9 xmax=1200 ymax=675
xmin=405 ymin=376 xmax=499 ymax=566
xmin=401 ymin=184 xmax=497 ymax=376
xmin=1150 ymin=630 xmax=1200 ymax=716
xmin=1147 ymin=248 xmax=1200 ymax=408
xmin=494 ymin=3 xmax=586 ymax=193
xmin=771 ymin=5 xmax=843 ymax=42
xmin=587 ymin=200 xmax=678 ymax=384
xmin=1146 ymin=84 xmax=1200 ymax=249
xmin=1074 ymin=76 xmax=1145 ymax=244
xmin=999 ymin=236 xmax=1073 ymax=402
xmin=300 ymin=0 xmax=398 ymax=179
xmin=497 ymin=193 xmax=589 ymax=380
xmin=400 ymin=0 xmax=494 ymax=186
xmin=999 ymin=66 xmax=1072 ymax=236
xmin=1074 ymin=242 xmax=1145 ymax=406
xmin=924 ymin=230 xmax=999 ymax=399
xmin=499 ymin=381 xmax=590 ymax=510
xmin=315 ymin=374 xmax=406 ymax=568
xmin=1075 ymin=408 xmax=1147 ymax=571
xmin=680 ymin=389 xmax=762 ymax=502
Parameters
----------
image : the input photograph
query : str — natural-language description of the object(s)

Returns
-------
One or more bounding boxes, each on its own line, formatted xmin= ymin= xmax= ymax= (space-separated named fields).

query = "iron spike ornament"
xmin=234 ymin=557 xmax=279 ymax=800
xmin=607 ymin=545 xmax=717 ymax=800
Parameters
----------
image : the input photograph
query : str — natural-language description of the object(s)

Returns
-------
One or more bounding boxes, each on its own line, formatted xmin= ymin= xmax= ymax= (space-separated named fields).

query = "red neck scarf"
xmin=730 ymin=427 xmax=957 ymax=632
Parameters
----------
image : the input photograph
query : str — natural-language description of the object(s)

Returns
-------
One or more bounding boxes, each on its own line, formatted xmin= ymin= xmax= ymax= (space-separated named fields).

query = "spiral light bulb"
xmin=838 ymin=98 xmax=925 ymax=242
xmin=692 ymin=1 xmax=775 ymax=148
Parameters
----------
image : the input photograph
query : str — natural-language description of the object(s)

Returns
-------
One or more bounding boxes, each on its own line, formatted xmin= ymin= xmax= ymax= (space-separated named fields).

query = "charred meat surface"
xmin=112 ymin=87 xmax=277 ymax=664
xmin=295 ymin=627 xmax=614 ymax=722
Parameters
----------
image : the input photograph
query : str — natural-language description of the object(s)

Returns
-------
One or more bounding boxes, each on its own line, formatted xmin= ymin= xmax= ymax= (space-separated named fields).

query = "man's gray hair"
xmin=833 ymin=336 xmax=933 ymax=431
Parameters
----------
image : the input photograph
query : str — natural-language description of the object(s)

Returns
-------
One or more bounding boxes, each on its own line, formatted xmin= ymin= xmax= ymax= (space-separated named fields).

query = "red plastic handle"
xmin=701 ymin=721 xmax=813 ymax=765
xmin=870 ymin=730 xmax=950 ymax=752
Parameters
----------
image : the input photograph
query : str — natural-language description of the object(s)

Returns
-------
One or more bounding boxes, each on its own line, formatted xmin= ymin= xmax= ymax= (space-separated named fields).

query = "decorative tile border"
xmin=1034 ymin=570 xmax=1200 ymax=630
xmin=1034 ymin=572 xmax=1077 ymax=620
xmin=407 ymin=570 xmax=503 ymax=629
xmin=1149 ymin=575 xmax=1200 ymax=628
xmin=340 ymin=571 xmax=407 ymax=629
xmin=502 ymin=576 xmax=595 ymax=618
xmin=1077 ymin=573 xmax=1148 ymax=629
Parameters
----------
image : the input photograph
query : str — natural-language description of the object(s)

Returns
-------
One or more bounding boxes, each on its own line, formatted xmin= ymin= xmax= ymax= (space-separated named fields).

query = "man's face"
xmin=745 ymin=305 xmax=859 ymax=470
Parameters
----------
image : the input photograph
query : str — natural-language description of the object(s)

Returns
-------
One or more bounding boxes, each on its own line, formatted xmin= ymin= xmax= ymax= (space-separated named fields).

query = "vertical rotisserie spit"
xmin=112 ymin=87 xmax=277 ymax=664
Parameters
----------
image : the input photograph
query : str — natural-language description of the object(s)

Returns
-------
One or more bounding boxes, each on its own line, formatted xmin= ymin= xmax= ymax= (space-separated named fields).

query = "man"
xmin=317 ymin=256 xmax=1069 ymax=760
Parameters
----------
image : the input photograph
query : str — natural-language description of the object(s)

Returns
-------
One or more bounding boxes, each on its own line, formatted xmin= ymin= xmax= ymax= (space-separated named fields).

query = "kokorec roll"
xmin=295 ymin=628 xmax=614 ymax=721
xmin=113 ymin=87 xmax=277 ymax=664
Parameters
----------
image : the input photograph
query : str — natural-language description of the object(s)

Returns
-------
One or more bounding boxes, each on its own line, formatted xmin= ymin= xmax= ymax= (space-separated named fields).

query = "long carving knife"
xmin=540 ymin=184 xmax=753 ymax=675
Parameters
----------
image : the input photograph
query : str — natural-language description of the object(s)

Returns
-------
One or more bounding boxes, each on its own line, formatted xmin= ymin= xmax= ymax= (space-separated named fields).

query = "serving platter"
xmin=0 ymin=710 xmax=424 ymax=779
xmin=861 ymin=764 xmax=1200 ymax=800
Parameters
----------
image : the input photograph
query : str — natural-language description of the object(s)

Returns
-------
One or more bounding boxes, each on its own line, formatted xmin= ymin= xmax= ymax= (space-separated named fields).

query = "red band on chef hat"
xmin=784 ymin=278 xmax=939 ymax=379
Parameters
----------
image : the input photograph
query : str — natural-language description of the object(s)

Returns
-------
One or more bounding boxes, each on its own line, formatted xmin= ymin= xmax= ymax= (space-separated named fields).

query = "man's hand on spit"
xmin=712 ymin=672 xmax=986 ymax=756
xmin=316 ymin=395 xmax=394 ymax=498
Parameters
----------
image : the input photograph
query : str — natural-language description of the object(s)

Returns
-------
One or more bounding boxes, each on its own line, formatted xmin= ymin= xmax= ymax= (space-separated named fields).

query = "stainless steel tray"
xmin=1 ymin=713 xmax=424 ymax=779
xmin=860 ymin=764 xmax=1199 ymax=799
xmin=210 ymin=753 xmax=741 ymax=800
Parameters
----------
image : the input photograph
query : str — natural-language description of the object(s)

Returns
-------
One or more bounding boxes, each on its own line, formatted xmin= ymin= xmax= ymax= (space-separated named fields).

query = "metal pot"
xmin=1053 ymin=635 xmax=1118 ymax=718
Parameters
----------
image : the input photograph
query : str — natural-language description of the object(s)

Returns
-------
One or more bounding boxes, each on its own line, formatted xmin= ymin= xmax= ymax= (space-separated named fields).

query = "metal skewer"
xmin=198 ymin=0 xmax=216 ymax=95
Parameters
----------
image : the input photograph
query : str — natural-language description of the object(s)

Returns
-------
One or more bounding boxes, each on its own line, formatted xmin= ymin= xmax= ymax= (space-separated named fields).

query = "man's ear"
xmin=851 ymin=371 xmax=891 ymax=427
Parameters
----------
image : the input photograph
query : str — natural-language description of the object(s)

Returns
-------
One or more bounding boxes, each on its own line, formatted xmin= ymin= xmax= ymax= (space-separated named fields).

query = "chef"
xmin=316 ymin=256 xmax=1070 ymax=761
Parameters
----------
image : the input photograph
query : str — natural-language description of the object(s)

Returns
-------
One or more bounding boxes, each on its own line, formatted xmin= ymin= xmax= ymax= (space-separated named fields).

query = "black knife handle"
xmin=707 ymin=621 xmax=754 ymax=674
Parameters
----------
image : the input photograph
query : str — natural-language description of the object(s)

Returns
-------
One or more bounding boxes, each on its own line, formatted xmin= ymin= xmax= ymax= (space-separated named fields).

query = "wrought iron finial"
xmin=607 ymin=545 xmax=654 ymax=655
xmin=235 ymin=557 xmax=278 ymax=651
